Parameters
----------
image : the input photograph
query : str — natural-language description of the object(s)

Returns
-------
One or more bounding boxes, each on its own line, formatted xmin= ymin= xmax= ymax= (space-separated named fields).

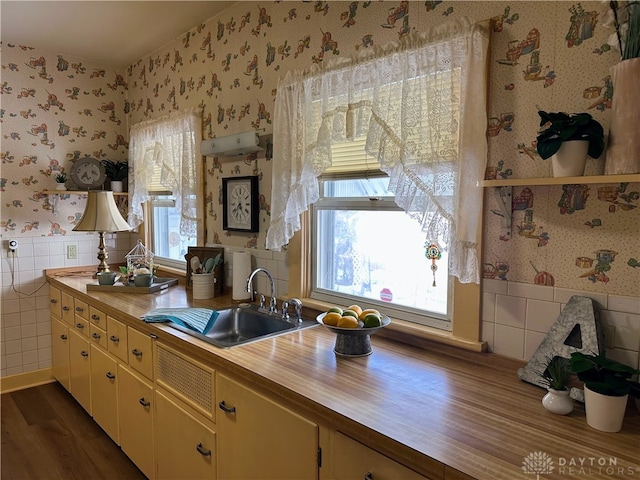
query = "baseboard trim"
xmin=1 ymin=368 xmax=56 ymax=394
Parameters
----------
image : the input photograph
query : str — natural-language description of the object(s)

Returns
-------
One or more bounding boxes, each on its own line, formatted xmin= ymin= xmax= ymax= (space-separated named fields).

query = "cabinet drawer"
xmin=90 ymin=324 xmax=108 ymax=350
xmin=61 ymin=291 xmax=74 ymax=325
xmin=90 ymin=345 xmax=119 ymax=444
xmin=73 ymin=315 xmax=89 ymax=338
xmin=49 ymin=286 xmax=61 ymax=318
xmin=107 ymin=316 xmax=129 ymax=363
xmin=74 ymin=298 xmax=89 ymax=320
xmin=89 ymin=306 xmax=106 ymax=329
xmin=128 ymin=328 xmax=153 ymax=380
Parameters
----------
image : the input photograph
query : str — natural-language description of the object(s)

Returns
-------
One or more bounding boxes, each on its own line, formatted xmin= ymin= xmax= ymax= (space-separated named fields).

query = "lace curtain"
xmin=266 ymin=18 xmax=488 ymax=284
xmin=128 ymin=108 xmax=202 ymax=237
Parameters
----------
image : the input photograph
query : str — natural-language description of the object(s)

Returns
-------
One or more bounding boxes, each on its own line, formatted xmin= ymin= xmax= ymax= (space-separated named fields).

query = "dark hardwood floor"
xmin=1 ymin=382 xmax=146 ymax=480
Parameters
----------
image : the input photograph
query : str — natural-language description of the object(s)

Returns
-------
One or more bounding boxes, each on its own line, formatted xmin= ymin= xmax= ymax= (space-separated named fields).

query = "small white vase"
xmin=110 ymin=180 xmax=123 ymax=193
xmin=551 ymin=140 xmax=589 ymax=177
xmin=55 ymin=183 xmax=67 ymax=191
xmin=584 ymin=385 xmax=628 ymax=432
xmin=542 ymin=388 xmax=574 ymax=415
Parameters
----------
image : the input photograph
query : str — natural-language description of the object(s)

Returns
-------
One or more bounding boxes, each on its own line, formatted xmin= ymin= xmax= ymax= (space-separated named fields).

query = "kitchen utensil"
xmin=190 ymin=256 xmax=201 ymax=273
xmin=204 ymin=257 xmax=215 ymax=273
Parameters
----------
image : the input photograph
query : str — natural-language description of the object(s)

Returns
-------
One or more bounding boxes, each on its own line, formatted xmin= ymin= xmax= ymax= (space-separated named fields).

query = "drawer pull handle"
xmin=196 ymin=443 xmax=212 ymax=457
xmin=92 ymin=332 xmax=101 ymax=340
xmin=139 ymin=398 xmax=150 ymax=408
xmin=75 ymin=306 xmax=84 ymax=313
xmin=106 ymin=372 xmax=115 ymax=380
xmin=364 ymin=473 xmax=373 ymax=480
xmin=80 ymin=351 xmax=89 ymax=358
xmin=60 ymin=334 xmax=68 ymax=340
xmin=50 ymin=299 xmax=58 ymax=304
xmin=91 ymin=314 xmax=100 ymax=321
xmin=75 ymin=323 xmax=84 ymax=330
xmin=218 ymin=401 xmax=236 ymax=414
xmin=109 ymin=335 xmax=119 ymax=343
xmin=131 ymin=348 xmax=143 ymax=357
xmin=62 ymin=306 xmax=70 ymax=311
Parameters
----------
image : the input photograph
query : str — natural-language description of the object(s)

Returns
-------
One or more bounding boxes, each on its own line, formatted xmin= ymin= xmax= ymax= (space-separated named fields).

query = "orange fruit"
xmin=323 ymin=312 xmax=341 ymax=326
xmin=337 ymin=315 xmax=359 ymax=328
xmin=347 ymin=304 xmax=362 ymax=316
xmin=359 ymin=308 xmax=381 ymax=320
xmin=342 ymin=309 xmax=359 ymax=319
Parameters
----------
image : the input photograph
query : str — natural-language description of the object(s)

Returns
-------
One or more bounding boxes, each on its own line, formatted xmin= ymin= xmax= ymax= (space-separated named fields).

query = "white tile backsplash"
xmin=607 ymin=295 xmax=640 ymax=315
xmin=525 ymin=299 xmax=561 ymax=333
xmin=493 ymin=324 xmax=525 ymax=359
xmin=507 ymin=282 xmax=554 ymax=302
xmin=495 ymin=294 xmax=526 ymax=328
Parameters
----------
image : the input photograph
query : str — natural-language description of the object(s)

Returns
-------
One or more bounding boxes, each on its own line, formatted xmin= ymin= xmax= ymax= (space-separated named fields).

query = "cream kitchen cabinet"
xmin=60 ymin=291 xmax=74 ymax=325
xmin=68 ymin=328 xmax=91 ymax=414
xmin=90 ymin=345 xmax=119 ymax=444
xmin=128 ymin=327 xmax=154 ymax=380
xmin=51 ymin=316 xmax=70 ymax=391
xmin=330 ymin=432 xmax=429 ymax=480
xmin=107 ymin=315 xmax=129 ymax=363
xmin=118 ymin=363 xmax=155 ymax=479
xmin=216 ymin=373 xmax=319 ymax=480
xmin=155 ymin=389 xmax=216 ymax=480
xmin=49 ymin=285 xmax=61 ymax=319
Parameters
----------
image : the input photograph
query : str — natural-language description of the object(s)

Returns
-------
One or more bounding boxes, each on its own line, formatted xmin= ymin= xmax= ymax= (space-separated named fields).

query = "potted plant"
xmin=101 ymin=159 xmax=129 ymax=192
xmin=536 ymin=111 xmax=605 ymax=177
xmin=569 ymin=352 xmax=640 ymax=432
xmin=539 ymin=356 xmax=574 ymax=415
xmin=55 ymin=172 xmax=68 ymax=191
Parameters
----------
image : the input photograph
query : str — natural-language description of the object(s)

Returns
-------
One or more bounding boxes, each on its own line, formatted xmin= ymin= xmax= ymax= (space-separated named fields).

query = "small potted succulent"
xmin=101 ymin=159 xmax=129 ymax=192
xmin=55 ymin=172 xmax=68 ymax=190
xmin=536 ymin=111 xmax=605 ymax=177
xmin=539 ymin=356 xmax=574 ymax=415
xmin=569 ymin=352 xmax=640 ymax=432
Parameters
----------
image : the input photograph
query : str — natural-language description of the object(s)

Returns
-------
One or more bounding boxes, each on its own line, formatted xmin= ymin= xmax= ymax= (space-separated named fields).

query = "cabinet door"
xmin=107 ymin=315 xmax=128 ymax=363
xmin=49 ymin=285 xmax=61 ymax=319
xmin=51 ymin=317 xmax=70 ymax=391
xmin=118 ymin=364 xmax=154 ymax=480
xmin=155 ymin=390 xmax=216 ymax=480
xmin=61 ymin=291 xmax=74 ymax=325
xmin=128 ymin=327 xmax=153 ymax=380
xmin=217 ymin=373 xmax=318 ymax=480
xmin=90 ymin=345 xmax=119 ymax=444
xmin=68 ymin=329 xmax=91 ymax=414
xmin=331 ymin=432 xmax=428 ymax=480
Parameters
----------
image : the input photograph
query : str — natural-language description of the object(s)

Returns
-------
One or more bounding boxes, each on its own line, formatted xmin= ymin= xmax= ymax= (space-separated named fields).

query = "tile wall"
xmin=0 ymin=232 xmax=135 ymax=376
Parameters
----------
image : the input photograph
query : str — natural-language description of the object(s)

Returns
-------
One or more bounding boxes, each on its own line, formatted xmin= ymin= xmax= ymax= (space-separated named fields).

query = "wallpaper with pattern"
xmin=2 ymin=1 xmax=638 ymax=296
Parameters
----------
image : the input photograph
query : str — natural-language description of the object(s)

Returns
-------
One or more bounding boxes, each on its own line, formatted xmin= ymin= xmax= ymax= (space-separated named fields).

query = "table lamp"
xmin=72 ymin=191 xmax=132 ymax=274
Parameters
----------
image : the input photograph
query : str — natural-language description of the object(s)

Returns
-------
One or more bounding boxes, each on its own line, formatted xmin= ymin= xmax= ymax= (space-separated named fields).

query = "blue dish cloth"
xmin=141 ymin=308 xmax=218 ymax=334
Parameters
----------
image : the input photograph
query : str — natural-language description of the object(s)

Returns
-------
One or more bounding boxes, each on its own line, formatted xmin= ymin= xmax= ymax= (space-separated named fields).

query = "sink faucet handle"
xmin=255 ymin=292 xmax=266 ymax=309
xmin=269 ymin=295 xmax=278 ymax=314
xmin=287 ymin=298 xmax=303 ymax=322
xmin=281 ymin=301 xmax=289 ymax=320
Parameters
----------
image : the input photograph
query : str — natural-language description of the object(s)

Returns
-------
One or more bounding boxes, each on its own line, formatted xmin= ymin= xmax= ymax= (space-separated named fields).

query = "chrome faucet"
xmin=246 ymin=268 xmax=277 ymax=314
xmin=281 ymin=298 xmax=303 ymax=323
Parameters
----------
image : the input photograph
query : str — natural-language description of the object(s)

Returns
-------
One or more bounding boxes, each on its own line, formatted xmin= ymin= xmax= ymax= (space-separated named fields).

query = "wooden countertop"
xmin=48 ymin=271 xmax=640 ymax=480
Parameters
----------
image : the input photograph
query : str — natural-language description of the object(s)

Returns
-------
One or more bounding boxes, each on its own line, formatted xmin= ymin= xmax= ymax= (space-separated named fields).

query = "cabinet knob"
xmin=80 ymin=351 xmax=89 ymax=358
xmin=91 ymin=314 xmax=100 ymax=321
xmin=364 ymin=473 xmax=373 ymax=480
xmin=75 ymin=306 xmax=84 ymax=313
xmin=139 ymin=398 xmax=151 ymax=408
xmin=75 ymin=323 xmax=84 ymax=330
xmin=218 ymin=400 xmax=236 ymax=414
xmin=92 ymin=332 xmax=101 ymax=340
xmin=60 ymin=334 xmax=68 ymax=340
xmin=131 ymin=348 xmax=143 ymax=357
xmin=62 ymin=306 xmax=70 ymax=311
xmin=106 ymin=372 xmax=115 ymax=380
xmin=196 ymin=443 xmax=212 ymax=457
xmin=109 ymin=335 xmax=119 ymax=343
xmin=50 ymin=299 xmax=58 ymax=304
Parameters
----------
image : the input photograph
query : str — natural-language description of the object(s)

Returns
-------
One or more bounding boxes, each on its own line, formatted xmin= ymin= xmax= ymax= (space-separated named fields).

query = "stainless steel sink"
xmin=166 ymin=304 xmax=317 ymax=348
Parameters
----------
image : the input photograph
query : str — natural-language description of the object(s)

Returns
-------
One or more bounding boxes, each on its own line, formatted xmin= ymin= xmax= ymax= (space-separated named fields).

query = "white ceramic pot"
xmin=110 ymin=180 xmax=123 ymax=193
xmin=542 ymin=388 xmax=574 ymax=415
xmin=584 ymin=385 xmax=628 ymax=432
xmin=55 ymin=183 xmax=67 ymax=191
xmin=551 ymin=140 xmax=588 ymax=177
xmin=192 ymin=273 xmax=215 ymax=300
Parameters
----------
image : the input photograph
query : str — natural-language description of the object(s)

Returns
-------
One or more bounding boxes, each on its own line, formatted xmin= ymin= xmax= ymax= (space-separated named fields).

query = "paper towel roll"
xmin=232 ymin=251 xmax=252 ymax=300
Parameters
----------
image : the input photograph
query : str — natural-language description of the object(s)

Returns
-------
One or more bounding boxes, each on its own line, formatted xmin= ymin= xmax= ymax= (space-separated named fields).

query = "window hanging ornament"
xmin=425 ymin=242 xmax=442 ymax=287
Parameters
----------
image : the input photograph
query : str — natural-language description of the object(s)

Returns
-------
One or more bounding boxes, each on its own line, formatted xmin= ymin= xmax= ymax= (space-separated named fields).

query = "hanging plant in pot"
xmin=602 ymin=1 xmax=640 ymax=174
xmin=536 ymin=111 xmax=605 ymax=178
xmin=569 ymin=352 xmax=640 ymax=432
xmin=539 ymin=356 xmax=574 ymax=415
xmin=101 ymin=159 xmax=129 ymax=192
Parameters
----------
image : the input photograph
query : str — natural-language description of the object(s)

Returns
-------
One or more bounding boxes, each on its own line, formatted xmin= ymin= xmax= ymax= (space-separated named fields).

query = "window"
xmin=312 ymin=173 xmax=451 ymax=330
xmin=149 ymin=195 xmax=197 ymax=268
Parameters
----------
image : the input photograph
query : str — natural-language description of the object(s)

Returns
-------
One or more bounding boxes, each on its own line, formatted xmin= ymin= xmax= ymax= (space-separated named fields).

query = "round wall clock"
xmin=70 ymin=157 xmax=106 ymax=190
xmin=222 ymin=176 xmax=259 ymax=232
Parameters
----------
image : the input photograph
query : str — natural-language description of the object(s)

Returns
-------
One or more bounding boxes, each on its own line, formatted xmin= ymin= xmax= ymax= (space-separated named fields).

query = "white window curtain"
xmin=128 ymin=108 xmax=203 ymax=237
xmin=266 ymin=18 xmax=488 ymax=284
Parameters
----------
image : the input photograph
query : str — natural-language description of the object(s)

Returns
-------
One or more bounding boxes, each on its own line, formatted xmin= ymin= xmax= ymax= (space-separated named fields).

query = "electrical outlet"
xmin=7 ymin=239 xmax=18 ymax=257
xmin=67 ymin=244 xmax=78 ymax=260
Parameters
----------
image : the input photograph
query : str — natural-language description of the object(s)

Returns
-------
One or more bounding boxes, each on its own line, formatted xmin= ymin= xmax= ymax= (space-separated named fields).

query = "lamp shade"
xmin=73 ymin=191 xmax=131 ymax=232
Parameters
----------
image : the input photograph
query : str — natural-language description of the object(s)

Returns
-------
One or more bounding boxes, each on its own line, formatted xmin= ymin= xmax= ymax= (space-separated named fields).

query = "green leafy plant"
xmin=540 ymin=356 xmax=572 ymax=391
xmin=55 ymin=172 xmax=67 ymax=183
xmin=569 ymin=352 xmax=640 ymax=397
xmin=536 ymin=111 xmax=605 ymax=160
xmin=604 ymin=1 xmax=640 ymax=60
xmin=101 ymin=159 xmax=129 ymax=181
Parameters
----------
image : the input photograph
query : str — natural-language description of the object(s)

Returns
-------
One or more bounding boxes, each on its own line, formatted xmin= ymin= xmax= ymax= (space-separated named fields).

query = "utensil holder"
xmin=192 ymin=273 xmax=215 ymax=300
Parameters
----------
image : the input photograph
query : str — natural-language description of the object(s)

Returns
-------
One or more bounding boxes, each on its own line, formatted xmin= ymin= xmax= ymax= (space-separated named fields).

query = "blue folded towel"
xmin=141 ymin=308 xmax=218 ymax=334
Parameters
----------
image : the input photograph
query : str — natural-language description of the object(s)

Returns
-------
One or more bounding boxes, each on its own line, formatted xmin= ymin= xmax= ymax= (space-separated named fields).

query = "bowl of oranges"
xmin=316 ymin=304 xmax=390 ymax=357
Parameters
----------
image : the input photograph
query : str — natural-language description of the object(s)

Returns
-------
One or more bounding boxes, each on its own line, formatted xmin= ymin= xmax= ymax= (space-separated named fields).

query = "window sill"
xmin=300 ymin=297 xmax=487 ymax=353
xmin=155 ymin=264 xmax=187 ymax=282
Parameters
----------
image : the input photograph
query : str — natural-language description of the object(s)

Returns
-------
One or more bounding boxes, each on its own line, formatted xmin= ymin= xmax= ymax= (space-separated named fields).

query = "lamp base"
xmin=96 ymin=231 xmax=111 ymax=274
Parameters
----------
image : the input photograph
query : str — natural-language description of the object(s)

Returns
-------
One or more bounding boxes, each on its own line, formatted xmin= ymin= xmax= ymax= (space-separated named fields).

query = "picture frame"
xmin=222 ymin=175 xmax=259 ymax=232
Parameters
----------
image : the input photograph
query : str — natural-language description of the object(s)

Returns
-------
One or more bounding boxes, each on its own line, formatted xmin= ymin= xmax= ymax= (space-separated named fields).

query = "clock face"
xmin=223 ymin=176 xmax=259 ymax=232
xmin=70 ymin=157 xmax=105 ymax=190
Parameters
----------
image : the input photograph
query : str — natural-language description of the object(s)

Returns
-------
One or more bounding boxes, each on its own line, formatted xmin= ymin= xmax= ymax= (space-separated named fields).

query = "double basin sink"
xmin=166 ymin=303 xmax=318 ymax=348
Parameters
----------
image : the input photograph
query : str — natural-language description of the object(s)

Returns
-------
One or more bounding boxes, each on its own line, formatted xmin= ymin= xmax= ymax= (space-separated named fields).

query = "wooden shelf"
xmin=480 ymin=173 xmax=640 ymax=187
xmin=42 ymin=190 xmax=128 ymax=196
